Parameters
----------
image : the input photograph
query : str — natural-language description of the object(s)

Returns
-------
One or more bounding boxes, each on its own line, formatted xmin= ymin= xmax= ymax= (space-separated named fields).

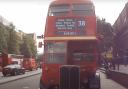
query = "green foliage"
xmin=0 ymin=22 xmax=8 ymax=52
xmin=0 ymin=23 xmax=20 ymax=54
xmin=20 ymin=38 xmax=32 ymax=58
xmin=28 ymin=36 xmax=37 ymax=58
xmin=97 ymin=17 xmax=114 ymax=52
xmin=0 ymin=22 xmax=37 ymax=58
xmin=20 ymin=35 xmax=37 ymax=58
xmin=7 ymin=24 xmax=20 ymax=54
xmin=36 ymin=53 xmax=43 ymax=62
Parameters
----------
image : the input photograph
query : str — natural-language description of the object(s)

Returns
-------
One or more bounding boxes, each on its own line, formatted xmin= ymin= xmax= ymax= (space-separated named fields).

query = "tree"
xmin=27 ymin=35 xmax=37 ymax=58
xmin=0 ymin=20 xmax=37 ymax=56
xmin=20 ymin=36 xmax=32 ymax=58
xmin=20 ymin=35 xmax=37 ymax=58
xmin=0 ymin=22 xmax=8 ymax=52
xmin=36 ymin=53 xmax=43 ymax=63
xmin=7 ymin=24 xmax=20 ymax=54
xmin=97 ymin=17 xmax=114 ymax=52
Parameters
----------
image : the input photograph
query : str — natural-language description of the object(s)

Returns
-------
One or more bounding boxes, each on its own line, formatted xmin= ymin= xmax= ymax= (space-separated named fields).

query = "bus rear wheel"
xmin=88 ymin=74 xmax=100 ymax=89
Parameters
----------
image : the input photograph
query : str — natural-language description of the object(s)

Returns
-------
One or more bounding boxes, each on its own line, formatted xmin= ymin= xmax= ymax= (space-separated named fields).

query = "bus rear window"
xmin=48 ymin=4 xmax=70 ymax=16
xmin=72 ymin=4 xmax=94 ymax=16
xmin=74 ymin=53 xmax=94 ymax=61
xmin=45 ymin=42 xmax=66 ymax=53
xmin=45 ymin=42 xmax=66 ymax=64
xmin=46 ymin=53 xmax=65 ymax=64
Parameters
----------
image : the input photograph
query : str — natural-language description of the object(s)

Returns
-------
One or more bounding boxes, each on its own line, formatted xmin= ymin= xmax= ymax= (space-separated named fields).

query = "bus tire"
xmin=40 ymin=79 xmax=46 ymax=89
xmin=88 ymin=73 xmax=100 ymax=89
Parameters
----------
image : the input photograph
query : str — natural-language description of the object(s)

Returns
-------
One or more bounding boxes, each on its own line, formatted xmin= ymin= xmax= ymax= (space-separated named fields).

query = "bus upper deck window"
xmin=72 ymin=4 xmax=94 ymax=16
xmin=48 ymin=4 xmax=70 ymax=16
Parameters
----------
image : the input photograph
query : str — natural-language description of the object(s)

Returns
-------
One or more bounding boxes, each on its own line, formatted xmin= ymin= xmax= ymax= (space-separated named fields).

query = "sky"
xmin=0 ymin=0 xmax=127 ymax=53
xmin=0 ymin=0 xmax=127 ymax=35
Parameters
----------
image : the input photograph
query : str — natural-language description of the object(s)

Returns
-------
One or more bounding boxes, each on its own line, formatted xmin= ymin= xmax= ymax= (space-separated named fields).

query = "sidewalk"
xmin=110 ymin=65 xmax=128 ymax=74
xmin=108 ymin=65 xmax=128 ymax=88
xmin=0 ymin=69 xmax=41 ymax=84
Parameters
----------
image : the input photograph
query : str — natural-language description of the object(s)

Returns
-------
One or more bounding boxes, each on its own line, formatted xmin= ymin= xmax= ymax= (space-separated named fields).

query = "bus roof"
xmin=50 ymin=0 xmax=93 ymax=6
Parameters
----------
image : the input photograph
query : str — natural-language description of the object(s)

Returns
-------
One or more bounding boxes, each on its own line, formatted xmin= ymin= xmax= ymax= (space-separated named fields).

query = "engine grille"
xmin=60 ymin=65 xmax=80 ymax=89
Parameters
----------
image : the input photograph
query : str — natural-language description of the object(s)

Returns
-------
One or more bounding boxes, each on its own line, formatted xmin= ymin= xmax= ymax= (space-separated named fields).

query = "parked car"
xmin=2 ymin=64 xmax=25 ymax=76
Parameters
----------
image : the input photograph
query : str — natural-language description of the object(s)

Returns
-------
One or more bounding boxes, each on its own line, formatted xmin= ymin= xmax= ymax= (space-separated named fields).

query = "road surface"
xmin=0 ymin=74 xmax=41 ymax=89
xmin=0 ymin=72 xmax=127 ymax=89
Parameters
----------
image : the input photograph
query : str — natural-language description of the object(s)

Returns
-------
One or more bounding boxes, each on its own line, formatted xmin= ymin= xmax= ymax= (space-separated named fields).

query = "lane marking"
xmin=22 ymin=86 xmax=29 ymax=89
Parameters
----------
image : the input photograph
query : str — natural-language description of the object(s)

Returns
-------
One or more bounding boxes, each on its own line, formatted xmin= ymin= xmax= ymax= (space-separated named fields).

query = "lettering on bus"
xmin=56 ymin=31 xmax=85 ymax=36
xmin=55 ymin=18 xmax=86 ymax=35
xmin=56 ymin=18 xmax=85 ymax=30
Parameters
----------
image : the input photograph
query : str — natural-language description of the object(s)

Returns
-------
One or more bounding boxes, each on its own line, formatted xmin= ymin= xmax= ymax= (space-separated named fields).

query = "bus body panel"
xmin=40 ymin=0 xmax=100 ymax=89
xmin=42 ymin=64 xmax=61 ymax=86
xmin=42 ymin=40 xmax=99 ymax=87
xmin=45 ymin=16 xmax=96 ymax=37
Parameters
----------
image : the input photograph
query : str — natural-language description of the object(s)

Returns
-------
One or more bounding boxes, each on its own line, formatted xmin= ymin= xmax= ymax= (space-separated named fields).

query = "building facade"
xmin=113 ymin=2 xmax=128 ymax=64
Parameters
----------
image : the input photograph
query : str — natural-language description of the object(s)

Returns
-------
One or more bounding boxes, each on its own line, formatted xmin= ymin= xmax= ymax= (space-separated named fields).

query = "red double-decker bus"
xmin=40 ymin=0 xmax=100 ymax=89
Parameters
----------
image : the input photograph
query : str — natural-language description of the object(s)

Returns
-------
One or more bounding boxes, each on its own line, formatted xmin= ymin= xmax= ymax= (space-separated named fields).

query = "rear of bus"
xmin=40 ymin=0 xmax=97 ymax=89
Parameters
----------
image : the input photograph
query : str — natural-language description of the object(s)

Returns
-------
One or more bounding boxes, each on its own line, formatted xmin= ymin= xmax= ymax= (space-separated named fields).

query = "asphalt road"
xmin=0 ymin=74 xmax=41 ymax=89
xmin=0 ymin=72 xmax=127 ymax=89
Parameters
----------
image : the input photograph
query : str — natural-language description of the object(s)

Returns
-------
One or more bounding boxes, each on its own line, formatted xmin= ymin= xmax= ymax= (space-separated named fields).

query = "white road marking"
xmin=22 ymin=86 xmax=29 ymax=89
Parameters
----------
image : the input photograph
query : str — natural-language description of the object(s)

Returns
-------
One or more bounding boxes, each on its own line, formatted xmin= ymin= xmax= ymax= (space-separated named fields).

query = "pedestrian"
xmin=116 ymin=56 xmax=121 ymax=71
xmin=124 ymin=55 xmax=127 ymax=67
xmin=111 ymin=58 xmax=116 ymax=70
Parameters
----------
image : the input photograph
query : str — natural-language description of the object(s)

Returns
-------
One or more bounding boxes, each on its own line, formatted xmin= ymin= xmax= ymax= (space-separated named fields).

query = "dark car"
xmin=2 ymin=64 xmax=25 ymax=76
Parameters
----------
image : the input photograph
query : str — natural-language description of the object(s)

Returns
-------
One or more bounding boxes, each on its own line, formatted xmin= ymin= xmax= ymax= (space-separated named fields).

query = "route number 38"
xmin=78 ymin=20 xmax=85 ymax=27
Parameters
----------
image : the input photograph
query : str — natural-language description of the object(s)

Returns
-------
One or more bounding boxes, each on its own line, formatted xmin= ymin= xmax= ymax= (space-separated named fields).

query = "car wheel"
xmin=14 ymin=70 xmax=17 ymax=76
xmin=30 ymin=68 xmax=33 ymax=71
xmin=3 ymin=72 xmax=7 ymax=77
xmin=22 ymin=69 xmax=25 ymax=74
xmin=12 ymin=69 xmax=17 ymax=76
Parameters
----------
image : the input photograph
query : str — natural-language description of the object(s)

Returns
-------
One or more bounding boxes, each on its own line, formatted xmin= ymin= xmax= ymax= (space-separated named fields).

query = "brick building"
xmin=113 ymin=2 xmax=128 ymax=64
